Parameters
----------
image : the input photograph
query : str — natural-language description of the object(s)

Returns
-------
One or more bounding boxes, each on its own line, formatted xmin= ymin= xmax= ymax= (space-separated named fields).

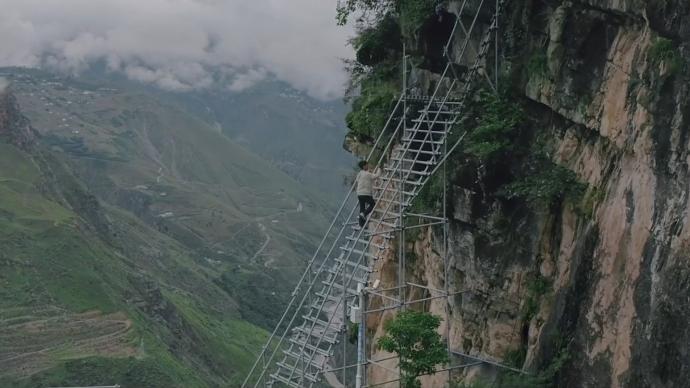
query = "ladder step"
xmin=314 ymin=290 xmax=342 ymax=304
xmin=292 ymin=325 xmax=339 ymax=345
xmin=270 ymin=371 xmax=305 ymax=388
xmin=374 ymin=181 xmax=416 ymax=194
xmin=378 ymin=177 xmax=424 ymax=186
xmin=326 ymin=266 xmax=369 ymax=284
xmin=340 ymin=245 xmax=379 ymax=260
xmin=274 ymin=363 xmax=320 ymax=383
xmin=417 ymin=109 xmax=455 ymax=115
xmin=411 ymin=118 xmax=455 ymax=125
xmin=384 ymin=167 xmax=431 ymax=176
xmin=402 ymin=137 xmax=445 ymax=145
xmin=323 ymin=281 xmax=360 ymax=296
xmin=288 ymin=337 xmax=333 ymax=357
xmin=302 ymin=313 xmax=338 ymax=327
xmin=405 ymin=128 xmax=447 ymax=134
xmin=396 ymin=148 xmax=442 ymax=156
xmin=334 ymin=255 xmax=373 ymax=271
xmin=283 ymin=349 xmax=327 ymax=370
xmin=392 ymin=157 xmax=437 ymax=166
xmin=372 ymin=209 xmax=402 ymax=219
xmin=404 ymin=95 xmax=464 ymax=104
xmin=375 ymin=197 xmax=413 ymax=209
xmin=345 ymin=236 xmax=387 ymax=250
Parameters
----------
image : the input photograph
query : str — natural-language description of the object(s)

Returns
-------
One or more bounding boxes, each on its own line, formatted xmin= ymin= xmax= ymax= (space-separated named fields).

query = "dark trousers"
xmin=358 ymin=195 xmax=375 ymax=227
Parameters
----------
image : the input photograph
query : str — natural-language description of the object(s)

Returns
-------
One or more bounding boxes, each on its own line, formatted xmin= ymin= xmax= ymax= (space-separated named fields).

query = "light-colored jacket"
xmin=356 ymin=169 xmax=380 ymax=196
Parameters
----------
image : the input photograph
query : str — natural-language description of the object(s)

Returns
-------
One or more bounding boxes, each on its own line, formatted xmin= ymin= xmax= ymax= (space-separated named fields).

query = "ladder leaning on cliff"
xmin=242 ymin=1 xmax=514 ymax=387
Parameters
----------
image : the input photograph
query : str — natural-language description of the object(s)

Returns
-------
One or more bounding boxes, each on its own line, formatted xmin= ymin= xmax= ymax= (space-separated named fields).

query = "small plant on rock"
xmin=377 ymin=310 xmax=449 ymax=388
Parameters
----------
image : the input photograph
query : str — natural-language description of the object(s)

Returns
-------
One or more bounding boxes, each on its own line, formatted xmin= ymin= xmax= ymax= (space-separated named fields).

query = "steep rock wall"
xmin=361 ymin=1 xmax=690 ymax=387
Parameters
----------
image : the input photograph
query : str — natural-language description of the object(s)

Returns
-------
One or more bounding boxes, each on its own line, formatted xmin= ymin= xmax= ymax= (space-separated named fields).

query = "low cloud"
xmin=0 ymin=0 xmax=354 ymax=100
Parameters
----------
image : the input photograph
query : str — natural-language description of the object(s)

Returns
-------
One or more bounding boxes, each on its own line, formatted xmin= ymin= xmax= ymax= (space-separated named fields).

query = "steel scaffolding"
xmin=243 ymin=1 xmax=518 ymax=387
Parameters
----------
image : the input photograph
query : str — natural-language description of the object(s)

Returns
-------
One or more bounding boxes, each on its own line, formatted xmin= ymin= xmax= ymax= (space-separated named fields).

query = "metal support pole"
xmin=342 ymin=261 xmax=348 ymax=386
xmin=356 ymin=283 xmax=366 ymax=388
xmin=443 ymin=121 xmax=452 ymax=384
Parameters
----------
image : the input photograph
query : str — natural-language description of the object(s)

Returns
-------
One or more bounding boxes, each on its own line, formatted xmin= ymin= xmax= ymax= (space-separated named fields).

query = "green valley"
xmin=0 ymin=68 xmax=339 ymax=387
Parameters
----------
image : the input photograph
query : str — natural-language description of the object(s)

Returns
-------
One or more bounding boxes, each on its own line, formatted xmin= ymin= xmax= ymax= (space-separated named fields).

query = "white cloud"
xmin=0 ymin=0 xmax=354 ymax=100
xmin=228 ymin=68 xmax=268 ymax=92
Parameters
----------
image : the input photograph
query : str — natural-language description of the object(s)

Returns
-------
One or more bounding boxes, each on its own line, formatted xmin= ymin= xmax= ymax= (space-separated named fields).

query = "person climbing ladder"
xmin=356 ymin=160 xmax=380 ymax=227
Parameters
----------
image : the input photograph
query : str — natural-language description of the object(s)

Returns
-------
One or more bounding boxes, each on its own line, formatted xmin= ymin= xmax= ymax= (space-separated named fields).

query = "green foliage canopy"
xmin=377 ymin=310 xmax=449 ymax=388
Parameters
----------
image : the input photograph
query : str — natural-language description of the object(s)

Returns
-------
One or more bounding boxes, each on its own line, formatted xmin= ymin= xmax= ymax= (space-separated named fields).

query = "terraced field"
xmin=0 ymin=307 xmax=135 ymax=380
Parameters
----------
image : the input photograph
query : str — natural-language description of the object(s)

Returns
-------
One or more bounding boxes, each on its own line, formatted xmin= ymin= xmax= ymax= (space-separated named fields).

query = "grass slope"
xmin=0 ymin=142 xmax=271 ymax=387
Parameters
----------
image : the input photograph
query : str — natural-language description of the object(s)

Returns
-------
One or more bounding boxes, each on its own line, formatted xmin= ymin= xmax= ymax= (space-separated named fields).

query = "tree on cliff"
xmin=377 ymin=310 xmax=449 ymax=388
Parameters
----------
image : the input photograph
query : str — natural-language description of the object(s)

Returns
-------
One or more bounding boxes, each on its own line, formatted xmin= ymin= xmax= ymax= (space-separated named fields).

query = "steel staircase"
xmin=243 ymin=1 xmax=505 ymax=386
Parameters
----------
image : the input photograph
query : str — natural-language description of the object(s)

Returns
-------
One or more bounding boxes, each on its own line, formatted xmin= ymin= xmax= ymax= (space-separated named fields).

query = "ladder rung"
xmin=384 ymin=167 xmax=431 ymax=176
xmin=372 ymin=209 xmax=402 ymax=218
xmin=274 ymin=363 xmax=320 ymax=383
xmin=411 ymin=118 xmax=455 ymax=125
xmin=374 ymin=180 xmax=424 ymax=192
xmin=326 ymin=266 xmax=369 ymax=284
xmin=371 ymin=219 xmax=399 ymax=230
xmin=405 ymin=128 xmax=447 ymax=134
xmin=404 ymin=95 xmax=464 ymax=104
xmin=283 ymin=350 xmax=327 ymax=369
xmin=340 ymin=245 xmax=379 ymax=260
xmin=293 ymin=322 xmax=339 ymax=344
xmin=314 ymin=290 xmax=341 ymax=304
xmin=378 ymin=177 xmax=424 ymax=186
xmin=392 ymin=157 xmax=437 ymax=165
xmin=289 ymin=337 xmax=333 ymax=357
xmin=270 ymin=371 xmax=304 ymax=388
xmin=301 ymin=313 xmax=335 ymax=326
xmin=324 ymin=281 xmax=359 ymax=296
xmin=375 ymin=197 xmax=412 ymax=208
xmin=417 ymin=109 xmax=455 ymax=115
xmin=396 ymin=148 xmax=442 ymax=156
xmin=345 ymin=236 xmax=387 ymax=250
xmin=334 ymin=255 xmax=373 ymax=271
xmin=402 ymin=137 xmax=445 ymax=145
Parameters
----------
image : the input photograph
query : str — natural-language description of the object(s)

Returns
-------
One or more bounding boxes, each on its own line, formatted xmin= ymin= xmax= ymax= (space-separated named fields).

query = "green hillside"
xmin=0 ymin=69 xmax=333 ymax=387
xmin=166 ymin=81 xmax=355 ymax=200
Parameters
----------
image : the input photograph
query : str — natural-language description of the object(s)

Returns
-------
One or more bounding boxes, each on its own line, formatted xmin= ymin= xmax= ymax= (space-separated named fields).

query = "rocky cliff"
xmin=346 ymin=1 xmax=690 ymax=387
xmin=0 ymin=87 xmax=36 ymax=149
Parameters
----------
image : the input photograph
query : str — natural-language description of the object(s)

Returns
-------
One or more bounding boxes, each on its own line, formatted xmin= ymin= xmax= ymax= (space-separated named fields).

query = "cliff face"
xmin=356 ymin=1 xmax=690 ymax=387
xmin=0 ymin=89 xmax=36 ymax=149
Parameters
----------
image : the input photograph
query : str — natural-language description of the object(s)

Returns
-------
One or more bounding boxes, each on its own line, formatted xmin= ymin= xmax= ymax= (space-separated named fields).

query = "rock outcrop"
xmin=0 ymin=89 xmax=36 ymax=149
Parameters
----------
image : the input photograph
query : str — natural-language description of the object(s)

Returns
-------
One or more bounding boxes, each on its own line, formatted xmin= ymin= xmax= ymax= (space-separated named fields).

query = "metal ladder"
xmin=243 ymin=1 xmax=505 ymax=386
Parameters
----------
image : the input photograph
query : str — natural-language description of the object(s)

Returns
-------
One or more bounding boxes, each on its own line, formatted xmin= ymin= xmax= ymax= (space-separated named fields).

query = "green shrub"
xmin=354 ymin=15 xmax=402 ymax=66
xmin=521 ymin=274 xmax=551 ymax=322
xmin=527 ymin=51 xmax=548 ymax=77
xmin=496 ymin=346 xmax=570 ymax=388
xmin=336 ymin=0 xmax=395 ymax=25
xmin=649 ymin=37 xmax=684 ymax=75
xmin=465 ymin=92 xmax=526 ymax=163
xmin=346 ymin=64 xmax=400 ymax=139
xmin=348 ymin=322 xmax=359 ymax=344
xmin=500 ymin=161 xmax=585 ymax=207
xmin=398 ymin=0 xmax=435 ymax=38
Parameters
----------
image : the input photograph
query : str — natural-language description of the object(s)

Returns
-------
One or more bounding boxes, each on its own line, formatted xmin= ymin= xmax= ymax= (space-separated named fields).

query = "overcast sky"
xmin=0 ymin=0 xmax=355 ymax=100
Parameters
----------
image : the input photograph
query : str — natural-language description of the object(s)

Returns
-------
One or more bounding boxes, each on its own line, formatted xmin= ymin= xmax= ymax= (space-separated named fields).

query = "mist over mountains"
xmin=0 ymin=0 xmax=354 ymax=100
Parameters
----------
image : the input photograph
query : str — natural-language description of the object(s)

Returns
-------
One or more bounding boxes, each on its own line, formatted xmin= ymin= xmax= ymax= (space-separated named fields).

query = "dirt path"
xmin=249 ymin=223 xmax=271 ymax=264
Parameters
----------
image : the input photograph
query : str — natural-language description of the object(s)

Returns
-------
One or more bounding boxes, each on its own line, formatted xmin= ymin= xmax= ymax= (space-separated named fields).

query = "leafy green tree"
xmin=377 ymin=310 xmax=449 ymax=388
